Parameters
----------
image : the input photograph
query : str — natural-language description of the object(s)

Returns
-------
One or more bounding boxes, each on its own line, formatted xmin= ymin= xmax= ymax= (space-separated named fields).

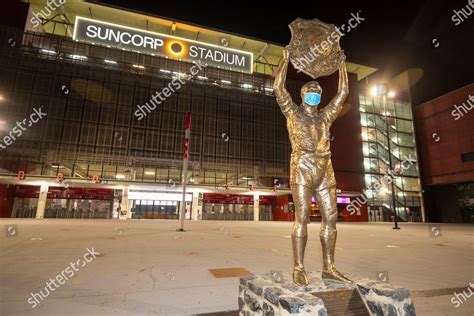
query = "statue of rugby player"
xmin=273 ymin=48 xmax=351 ymax=286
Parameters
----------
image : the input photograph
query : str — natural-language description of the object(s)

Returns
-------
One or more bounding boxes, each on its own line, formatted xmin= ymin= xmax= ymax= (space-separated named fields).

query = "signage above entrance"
xmin=128 ymin=191 xmax=192 ymax=202
xmin=73 ymin=17 xmax=254 ymax=73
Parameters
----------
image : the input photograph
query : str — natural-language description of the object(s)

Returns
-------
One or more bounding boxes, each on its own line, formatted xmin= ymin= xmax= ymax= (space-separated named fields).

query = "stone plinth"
xmin=238 ymin=272 xmax=416 ymax=315
xmin=356 ymin=279 xmax=416 ymax=315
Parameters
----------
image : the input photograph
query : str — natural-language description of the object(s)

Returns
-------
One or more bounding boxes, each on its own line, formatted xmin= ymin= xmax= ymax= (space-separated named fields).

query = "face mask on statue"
xmin=304 ymin=92 xmax=321 ymax=106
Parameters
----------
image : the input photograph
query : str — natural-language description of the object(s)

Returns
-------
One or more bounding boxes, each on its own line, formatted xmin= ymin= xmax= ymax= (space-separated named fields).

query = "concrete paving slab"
xmin=0 ymin=219 xmax=473 ymax=315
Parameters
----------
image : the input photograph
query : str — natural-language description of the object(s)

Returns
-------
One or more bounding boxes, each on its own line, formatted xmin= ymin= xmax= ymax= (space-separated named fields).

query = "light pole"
xmin=373 ymin=83 xmax=400 ymax=229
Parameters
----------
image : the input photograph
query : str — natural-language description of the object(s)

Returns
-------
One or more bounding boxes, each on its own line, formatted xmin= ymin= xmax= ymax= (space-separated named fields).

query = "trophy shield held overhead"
xmin=287 ymin=18 xmax=346 ymax=79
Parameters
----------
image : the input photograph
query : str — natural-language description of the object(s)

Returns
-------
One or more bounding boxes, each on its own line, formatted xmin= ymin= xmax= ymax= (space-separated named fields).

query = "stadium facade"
xmin=0 ymin=0 xmax=422 ymax=222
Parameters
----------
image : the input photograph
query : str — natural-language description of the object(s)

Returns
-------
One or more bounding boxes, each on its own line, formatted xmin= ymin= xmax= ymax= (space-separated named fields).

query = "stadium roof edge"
xmin=28 ymin=0 xmax=378 ymax=79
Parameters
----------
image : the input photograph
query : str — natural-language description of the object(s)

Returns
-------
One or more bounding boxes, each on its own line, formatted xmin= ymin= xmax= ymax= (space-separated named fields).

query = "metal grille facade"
xmin=0 ymin=26 xmax=301 ymax=187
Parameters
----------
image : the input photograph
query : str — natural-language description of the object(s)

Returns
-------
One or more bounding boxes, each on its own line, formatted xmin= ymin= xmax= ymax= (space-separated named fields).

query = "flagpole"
xmin=177 ymin=112 xmax=191 ymax=232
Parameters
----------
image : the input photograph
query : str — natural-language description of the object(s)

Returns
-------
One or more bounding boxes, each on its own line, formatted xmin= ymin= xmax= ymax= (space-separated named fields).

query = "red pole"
xmin=178 ymin=112 xmax=191 ymax=231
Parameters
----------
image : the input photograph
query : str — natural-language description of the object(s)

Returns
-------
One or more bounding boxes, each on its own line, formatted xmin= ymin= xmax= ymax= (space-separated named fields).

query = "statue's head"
xmin=301 ymin=81 xmax=322 ymax=110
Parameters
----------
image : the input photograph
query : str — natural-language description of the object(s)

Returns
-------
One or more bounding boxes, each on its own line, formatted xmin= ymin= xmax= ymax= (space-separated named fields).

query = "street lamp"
xmin=372 ymin=83 xmax=400 ymax=230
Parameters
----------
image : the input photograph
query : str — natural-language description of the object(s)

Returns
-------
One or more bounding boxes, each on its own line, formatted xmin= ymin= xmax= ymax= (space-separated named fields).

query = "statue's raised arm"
xmin=321 ymin=63 xmax=349 ymax=125
xmin=273 ymin=48 xmax=297 ymax=117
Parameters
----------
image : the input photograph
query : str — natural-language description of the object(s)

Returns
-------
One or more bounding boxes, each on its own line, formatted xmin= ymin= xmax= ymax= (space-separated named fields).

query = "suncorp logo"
xmin=85 ymin=25 xmax=164 ymax=50
xmin=166 ymin=40 xmax=188 ymax=59
xmin=73 ymin=17 xmax=253 ymax=73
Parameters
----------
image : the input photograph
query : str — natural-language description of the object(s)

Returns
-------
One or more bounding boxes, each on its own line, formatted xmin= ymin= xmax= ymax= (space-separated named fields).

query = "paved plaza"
xmin=1 ymin=219 xmax=473 ymax=315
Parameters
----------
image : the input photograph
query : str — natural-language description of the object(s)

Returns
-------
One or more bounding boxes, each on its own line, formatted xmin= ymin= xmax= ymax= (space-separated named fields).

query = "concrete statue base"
xmin=238 ymin=272 xmax=416 ymax=315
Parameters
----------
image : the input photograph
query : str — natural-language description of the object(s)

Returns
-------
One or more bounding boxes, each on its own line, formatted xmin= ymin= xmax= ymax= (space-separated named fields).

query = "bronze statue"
xmin=273 ymin=23 xmax=351 ymax=285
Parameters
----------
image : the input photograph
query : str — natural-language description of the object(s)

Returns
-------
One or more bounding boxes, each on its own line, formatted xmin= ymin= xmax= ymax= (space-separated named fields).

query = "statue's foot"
xmin=322 ymin=265 xmax=353 ymax=283
xmin=293 ymin=266 xmax=309 ymax=286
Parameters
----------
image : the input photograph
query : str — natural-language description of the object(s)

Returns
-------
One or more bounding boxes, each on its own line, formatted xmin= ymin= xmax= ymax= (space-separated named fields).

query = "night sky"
xmin=95 ymin=0 xmax=473 ymax=105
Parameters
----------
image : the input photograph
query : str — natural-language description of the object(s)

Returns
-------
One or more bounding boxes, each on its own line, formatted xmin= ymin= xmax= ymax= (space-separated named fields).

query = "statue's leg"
xmin=291 ymin=184 xmax=312 ymax=286
xmin=315 ymin=184 xmax=352 ymax=283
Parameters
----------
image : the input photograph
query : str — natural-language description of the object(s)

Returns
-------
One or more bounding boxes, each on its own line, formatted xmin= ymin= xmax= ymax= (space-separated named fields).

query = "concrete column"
xmin=419 ymin=190 xmax=426 ymax=223
xmin=35 ymin=184 xmax=49 ymax=219
xmin=253 ymin=193 xmax=259 ymax=222
xmin=191 ymin=193 xmax=200 ymax=220
xmin=120 ymin=188 xmax=130 ymax=220
xmin=108 ymin=191 xmax=115 ymax=219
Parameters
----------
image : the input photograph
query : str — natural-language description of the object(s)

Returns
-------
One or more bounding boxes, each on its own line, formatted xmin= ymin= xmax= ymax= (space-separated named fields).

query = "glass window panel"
xmin=79 ymin=123 xmax=97 ymax=145
xmin=160 ymin=131 xmax=175 ymax=152
xmin=203 ymin=116 xmax=216 ymax=135
xmin=118 ymin=84 xmax=134 ymax=105
xmin=162 ymin=111 xmax=177 ymax=131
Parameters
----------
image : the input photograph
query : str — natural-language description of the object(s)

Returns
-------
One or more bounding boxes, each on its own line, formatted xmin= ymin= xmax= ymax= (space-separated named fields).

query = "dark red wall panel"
xmin=415 ymin=83 xmax=474 ymax=185
xmin=0 ymin=184 xmax=15 ymax=218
